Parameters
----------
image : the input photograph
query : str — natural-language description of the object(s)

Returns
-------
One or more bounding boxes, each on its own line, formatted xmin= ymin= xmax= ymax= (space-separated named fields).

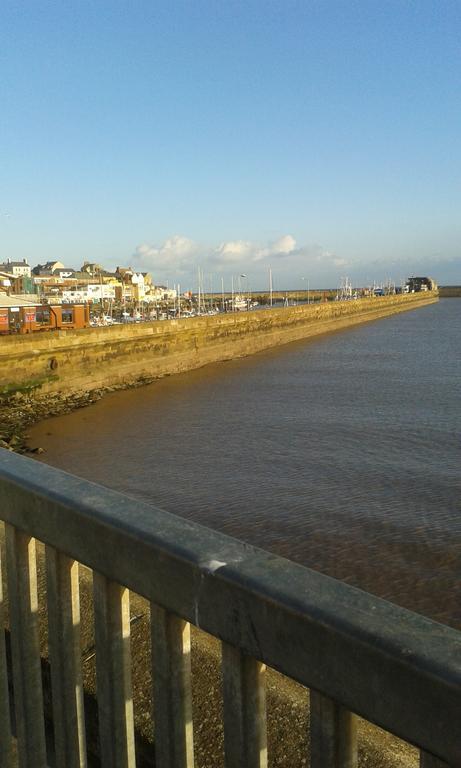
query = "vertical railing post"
xmin=5 ymin=525 xmax=47 ymax=768
xmin=93 ymin=573 xmax=136 ymax=768
xmin=0 ymin=535 xmax=12 ymax=768
xmin=222 ymin=643 xmax=267 ymax=768
xmin=310 ymin=690 xmax=357 ymax=768
xmin=151 ymin=605 xmax=194 ymax=768
xmin=46 ymin=547 xmax=87 ymax=768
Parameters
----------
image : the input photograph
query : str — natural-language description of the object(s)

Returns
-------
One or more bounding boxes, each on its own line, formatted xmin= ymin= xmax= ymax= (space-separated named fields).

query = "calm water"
xmin=31 ymin=299 xmax=461 ymax=629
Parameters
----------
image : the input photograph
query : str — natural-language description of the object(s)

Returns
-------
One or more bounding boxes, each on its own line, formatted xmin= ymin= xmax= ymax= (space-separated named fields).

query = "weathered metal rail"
xmin=0 ymin=450 xmax=459 ymax=767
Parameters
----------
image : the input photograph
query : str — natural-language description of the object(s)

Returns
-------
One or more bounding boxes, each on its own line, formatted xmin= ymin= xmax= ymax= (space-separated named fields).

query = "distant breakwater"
xmin=0 ymin=293 xmax=437 ymax=406
xmin=439 ymin=286 xmax=461 ymax=297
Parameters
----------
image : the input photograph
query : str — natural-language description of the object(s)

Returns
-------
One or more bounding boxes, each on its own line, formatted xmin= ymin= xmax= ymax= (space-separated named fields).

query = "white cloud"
xmin=133 ymin=235 xmax=199 ymax=273
xmin=214 ymin=240 xmax=256 ymax=263
xmin=131 ymin=233 xmax=349 ymax=288
xmin=270 ymin=235 xmax=297 ymax=255
xmin=212 ymin=234 xmax=297 ymax=266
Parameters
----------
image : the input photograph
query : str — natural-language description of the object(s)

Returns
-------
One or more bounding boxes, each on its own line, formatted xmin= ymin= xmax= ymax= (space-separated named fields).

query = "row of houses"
xmin=0 ymin=259 xmax=177 ymax=304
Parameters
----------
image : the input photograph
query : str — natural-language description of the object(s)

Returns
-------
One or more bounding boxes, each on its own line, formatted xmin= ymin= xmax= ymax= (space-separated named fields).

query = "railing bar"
xmin=93 ymin=573 xmax=136 ymax=768
xmin=310 ymin=690 xmax=357 ymax=768
xmin=46 ymin=547 xmax=87 ymax=768
xmin=151 ymin=604 xmax=194 ymax=768
xmin=0 ymin=535 xmax=12 ymax=768
xmin=5 ymin=524 xmax=47 ymax=768
xmin=222 ymin=642 xmax=267 ymax=768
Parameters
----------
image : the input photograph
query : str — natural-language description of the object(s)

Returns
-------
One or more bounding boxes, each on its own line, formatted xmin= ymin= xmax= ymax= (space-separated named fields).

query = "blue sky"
xmin=2 ymin=0 xmax=460 ymax=289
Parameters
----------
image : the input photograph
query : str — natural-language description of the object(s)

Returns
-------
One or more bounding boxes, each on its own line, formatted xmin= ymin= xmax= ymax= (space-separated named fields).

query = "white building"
xmin=0 ymin=259 xmax=31 ymax=278
xmin=62 ymin=284 xmax=116 ymax=303
xmin=147 ymin=285 xmax=177 ymax=301
xmin=0 ymin=271 xmax=12 ymax=293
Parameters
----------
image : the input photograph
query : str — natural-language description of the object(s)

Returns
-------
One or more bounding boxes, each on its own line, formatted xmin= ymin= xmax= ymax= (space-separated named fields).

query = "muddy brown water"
xmin=30 ymin=299 xmax=461 ymax=630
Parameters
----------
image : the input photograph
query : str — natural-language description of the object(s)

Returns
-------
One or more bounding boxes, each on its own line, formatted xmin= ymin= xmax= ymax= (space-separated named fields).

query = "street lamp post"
xmin=240 ymin=274 xmax=248 ymax=309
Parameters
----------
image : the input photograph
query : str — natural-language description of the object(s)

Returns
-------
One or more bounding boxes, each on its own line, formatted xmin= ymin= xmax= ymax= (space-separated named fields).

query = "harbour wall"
xmin=439 ymin=286 xmax=461 ymax=297
xmin=0 ymin=292 xmax=437 ymax=399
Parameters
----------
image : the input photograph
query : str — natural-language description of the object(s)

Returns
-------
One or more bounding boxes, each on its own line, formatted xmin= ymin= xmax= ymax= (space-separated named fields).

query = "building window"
xmin=36 ymin=309 xmax=51 ymax=325
xmin=61 ymin=309 xmax=74 ymax=324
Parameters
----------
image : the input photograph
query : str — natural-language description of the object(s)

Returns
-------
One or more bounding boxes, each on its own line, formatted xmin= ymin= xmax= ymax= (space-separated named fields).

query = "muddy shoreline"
xmin=0 ymin=374 xmax=162 ymax=453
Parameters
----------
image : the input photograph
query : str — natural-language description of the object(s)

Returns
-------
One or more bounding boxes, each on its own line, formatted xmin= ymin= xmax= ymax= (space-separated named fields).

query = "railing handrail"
xmin=1 ymin=449 xmax=460 ymax=765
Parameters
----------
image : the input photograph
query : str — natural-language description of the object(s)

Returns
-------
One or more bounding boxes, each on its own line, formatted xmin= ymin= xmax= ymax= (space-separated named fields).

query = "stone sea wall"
xmin=439 ymin=286 xmax=461 ymax=297
xmin=0 ymin=292 xmax=437 ymax=400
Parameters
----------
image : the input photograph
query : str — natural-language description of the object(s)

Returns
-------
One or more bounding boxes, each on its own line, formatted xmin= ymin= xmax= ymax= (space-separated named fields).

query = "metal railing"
xmin=0 ymin=450 xmax=459 ymax=767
